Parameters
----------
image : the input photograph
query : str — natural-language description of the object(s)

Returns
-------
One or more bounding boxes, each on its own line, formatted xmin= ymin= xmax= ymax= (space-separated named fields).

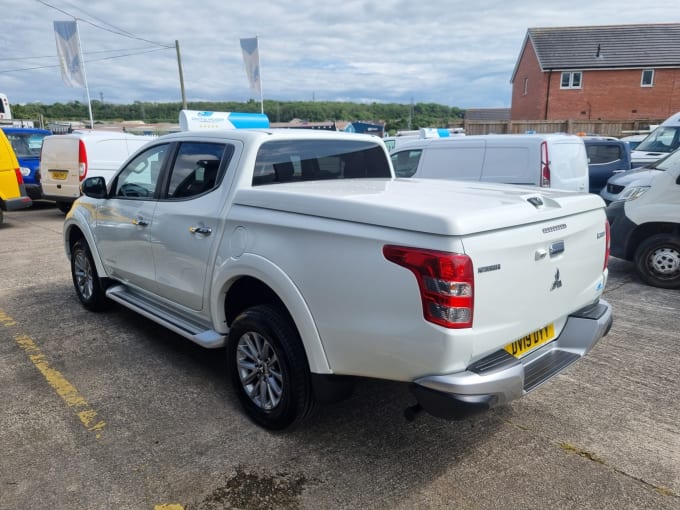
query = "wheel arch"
xmin=64 ymin=220 xmax=108 ymax=279
xmin=626 ymin=222 xmax=680 ymax=260
xmin=211 ymin=254 xmax=332 ymax=375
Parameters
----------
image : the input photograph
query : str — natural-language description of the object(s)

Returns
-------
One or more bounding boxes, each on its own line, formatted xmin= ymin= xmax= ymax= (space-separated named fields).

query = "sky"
xmin=1 ymin=0 xmax=675 ymax=109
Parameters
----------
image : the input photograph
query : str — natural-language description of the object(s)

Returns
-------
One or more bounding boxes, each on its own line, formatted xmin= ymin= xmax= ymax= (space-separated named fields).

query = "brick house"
xmin=510 ymin=24 xmax=680 ymax=121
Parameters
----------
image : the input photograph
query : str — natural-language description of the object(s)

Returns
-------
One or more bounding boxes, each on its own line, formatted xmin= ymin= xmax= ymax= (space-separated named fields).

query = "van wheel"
xmin=71 ymin=239 xmax=109 ymax=311
xmin=57 ymin=202 xmax=71 ymax=214
xmin=634 ymin=234 xmax=680 ymax=289
xmin=227 ymin=304 xmax=316 ymax=430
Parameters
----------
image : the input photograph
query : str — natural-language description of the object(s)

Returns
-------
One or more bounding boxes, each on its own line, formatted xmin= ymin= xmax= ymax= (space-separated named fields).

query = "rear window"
xmin=586 ymin=143 xmax=624 ymax=164
xmin=252 ymin=139 xmax=391 ymax=186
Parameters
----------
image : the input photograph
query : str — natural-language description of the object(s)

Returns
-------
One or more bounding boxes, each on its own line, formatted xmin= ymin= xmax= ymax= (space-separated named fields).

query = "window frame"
xmin=560 ymin=71 xmax=583 ymax=89
xmin=641 ymin=69 xmax=654 ymax=87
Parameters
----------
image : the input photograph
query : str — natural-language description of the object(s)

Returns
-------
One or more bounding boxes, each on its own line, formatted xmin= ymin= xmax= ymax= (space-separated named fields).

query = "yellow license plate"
xmin=504 ymin=323 xmax=555 ymax=358
xmin=50 ymin=170 xmax=68 ymax=180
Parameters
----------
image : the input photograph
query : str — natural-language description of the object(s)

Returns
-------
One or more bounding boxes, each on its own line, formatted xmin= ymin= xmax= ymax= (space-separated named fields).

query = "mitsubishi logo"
xmin=551 ymin=268 xmax=562 ymax=291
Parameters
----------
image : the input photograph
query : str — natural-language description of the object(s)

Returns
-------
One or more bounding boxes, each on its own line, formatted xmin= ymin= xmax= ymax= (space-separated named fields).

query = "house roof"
xmin=514 ymin=23 xmax=680 ymax=80
xmin=464 ymin=108 xmax=511 ymax=121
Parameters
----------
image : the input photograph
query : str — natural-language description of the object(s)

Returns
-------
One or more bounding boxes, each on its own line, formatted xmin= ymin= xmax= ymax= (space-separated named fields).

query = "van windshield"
xmin=635 ymin=126 xmax=680 ymax=154
xmin=651 ymin=147 xmax=680 ymax=171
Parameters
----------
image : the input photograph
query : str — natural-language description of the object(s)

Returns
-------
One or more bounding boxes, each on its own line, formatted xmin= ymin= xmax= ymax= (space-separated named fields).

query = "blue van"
xmin=1 ymin=127 xmax=51 ymax=200
xmin=583 ymin=137 xmax=631 ymax=195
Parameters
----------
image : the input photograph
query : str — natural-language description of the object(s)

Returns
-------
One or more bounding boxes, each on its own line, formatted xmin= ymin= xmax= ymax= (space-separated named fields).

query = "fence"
xmin=448 ymin=119 xmax=664 ymax=137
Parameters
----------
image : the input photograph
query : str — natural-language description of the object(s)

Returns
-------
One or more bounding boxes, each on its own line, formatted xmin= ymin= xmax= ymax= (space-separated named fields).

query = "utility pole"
xmin=175 ymin=40 xmax=187 ymax=110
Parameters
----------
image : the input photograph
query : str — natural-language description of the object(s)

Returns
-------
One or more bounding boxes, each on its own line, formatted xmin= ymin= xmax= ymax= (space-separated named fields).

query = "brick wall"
xmin=545 ymin=68 xmax=680 ymax=120
xmin=511 ymin=42 xmax=549 ymax=120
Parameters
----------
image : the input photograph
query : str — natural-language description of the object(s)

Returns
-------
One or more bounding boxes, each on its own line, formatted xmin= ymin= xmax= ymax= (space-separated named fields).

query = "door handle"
xmin=132 ymin=217 xmax=149 ymax=226
xmin=189 ymin=226 xmax=212 ymax=235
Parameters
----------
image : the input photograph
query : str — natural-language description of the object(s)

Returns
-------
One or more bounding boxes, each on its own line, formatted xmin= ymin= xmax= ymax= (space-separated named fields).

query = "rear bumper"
xmin=41 ymin=194 xmax=77 ymax=205
xmin=1 ymin=195 xmax=32 ymax=211
xmin=411 ymin=299 xmax=613 ymax=420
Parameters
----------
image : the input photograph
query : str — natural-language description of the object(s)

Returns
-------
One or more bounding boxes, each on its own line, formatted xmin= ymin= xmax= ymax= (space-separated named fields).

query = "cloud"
xmin=1 ymin=0 xmax=672 ymax=108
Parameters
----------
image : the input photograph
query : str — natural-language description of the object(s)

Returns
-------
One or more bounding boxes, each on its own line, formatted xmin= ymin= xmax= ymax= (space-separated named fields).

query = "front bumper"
xmin=411 ymin=299 xmax=613 ymax=420
xmin=605 ymin=200 xmax=637 ymax=260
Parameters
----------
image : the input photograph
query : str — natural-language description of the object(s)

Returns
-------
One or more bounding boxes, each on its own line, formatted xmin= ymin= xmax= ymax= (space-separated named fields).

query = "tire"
xmin=57 ymin=202 xmax=71 ymax=214
xmin=227 ymin=304 xmax=316 ymax=430
xmin=634 ymin=234 xmax=680 ymax=289
xmin=71 ymin=239 xmax=110 ymax=311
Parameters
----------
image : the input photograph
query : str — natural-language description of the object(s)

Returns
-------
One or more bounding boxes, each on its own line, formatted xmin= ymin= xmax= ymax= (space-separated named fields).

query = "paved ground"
xmin=0 ymin=203 xmax=678 ymax=510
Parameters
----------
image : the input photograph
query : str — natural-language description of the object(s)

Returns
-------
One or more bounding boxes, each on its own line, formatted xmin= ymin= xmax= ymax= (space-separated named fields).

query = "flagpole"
xmin=74 ymin=19 xmax=94 ymax=129
xmin=257 ymin=36 xmax=263 ymax=114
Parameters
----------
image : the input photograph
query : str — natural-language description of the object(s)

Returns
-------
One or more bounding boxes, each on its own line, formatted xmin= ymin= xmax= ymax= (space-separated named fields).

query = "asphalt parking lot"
xmin=1 ymin=202 xmax=678 ymax=510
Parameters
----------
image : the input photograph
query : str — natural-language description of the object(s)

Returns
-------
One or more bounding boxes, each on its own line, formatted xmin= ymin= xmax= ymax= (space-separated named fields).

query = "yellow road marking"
xmin=2 ymin=308 xmax=106 ymax=438
xmin=154 ymin=505 xmax=184 ymax=510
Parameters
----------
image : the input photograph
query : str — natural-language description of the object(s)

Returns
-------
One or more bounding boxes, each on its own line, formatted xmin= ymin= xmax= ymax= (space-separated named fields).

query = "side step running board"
xmin=106 ymin=285 xmax=226 ymax=348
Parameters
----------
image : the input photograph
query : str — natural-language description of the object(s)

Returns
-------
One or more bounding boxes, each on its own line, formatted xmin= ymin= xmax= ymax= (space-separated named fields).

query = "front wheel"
xmin=227 ymin=304 xmax=316 ymax=430
xmin=634 ymin=234 xmax=680 ymax=289
xmin=71 ymin=239 xmax=110 ymax=311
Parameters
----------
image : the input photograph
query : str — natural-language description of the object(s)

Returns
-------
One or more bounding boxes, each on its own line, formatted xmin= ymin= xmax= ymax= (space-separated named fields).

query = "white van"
xmin=41 ymin=130 xmax=154 ymax=212
xmin=0 ymin=93 xmax=12 ymax=121
xmin=390 ymin=134 xmax=589 ymax=192
xmin=606 ymin=144 xmax=680 ymax=288
xmin=630 ymin=112 xmax=680 ymax=168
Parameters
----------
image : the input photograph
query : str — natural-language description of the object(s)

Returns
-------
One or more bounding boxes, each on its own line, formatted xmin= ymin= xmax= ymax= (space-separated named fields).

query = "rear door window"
xmin=253 ymin=139 xmax=390 ymax=185
xmin=166 ymin=142 xmax=232 ymax=199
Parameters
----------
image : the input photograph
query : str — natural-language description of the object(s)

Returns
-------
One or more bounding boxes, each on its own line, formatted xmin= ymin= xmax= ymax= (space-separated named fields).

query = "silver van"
xmin=630 ymin=112 xmax=680 ymax=168
xmin=390 ymin=134 xmax=589 ymax=192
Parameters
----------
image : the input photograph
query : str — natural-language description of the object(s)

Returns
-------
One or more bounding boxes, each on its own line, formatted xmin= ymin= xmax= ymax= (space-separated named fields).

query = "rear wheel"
xmin=634 ymin=234 xmax=680 ymax=289
xmin=227 ymin=304 xmax=316 ymax=430
xmin=71 ymin=239 xmax=110 ymax=311
xmin=57 ymin=202 xmax=71 ymax=214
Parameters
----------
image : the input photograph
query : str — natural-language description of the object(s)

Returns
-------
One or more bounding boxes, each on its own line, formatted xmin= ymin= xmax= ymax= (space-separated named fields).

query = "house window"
xmin=560 ymin=71 xmax=582 ymax=89
xmin=524 ymin=77 xmax=528 ymax=95
xmin=641 ymin=69 xmax=654 ymax=87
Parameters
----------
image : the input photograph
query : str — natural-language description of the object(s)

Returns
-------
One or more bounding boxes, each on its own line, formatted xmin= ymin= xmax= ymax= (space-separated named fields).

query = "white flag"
xmin=54 ymin=21 xmax=85 ymax=88
xmin=240 ymin=37 xmax=261 ymax=97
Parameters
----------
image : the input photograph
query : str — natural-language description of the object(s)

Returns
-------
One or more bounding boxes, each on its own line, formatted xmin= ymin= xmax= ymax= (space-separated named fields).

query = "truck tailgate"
xmin=462 ymin=207 xmax=608 ymax=361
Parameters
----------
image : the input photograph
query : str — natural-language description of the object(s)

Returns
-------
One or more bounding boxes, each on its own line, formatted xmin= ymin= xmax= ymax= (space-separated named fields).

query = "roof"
xmin=516 ymin=23 xmax=680 ymax=78
xmin=464 ymin=108 xmax=511 ymax=121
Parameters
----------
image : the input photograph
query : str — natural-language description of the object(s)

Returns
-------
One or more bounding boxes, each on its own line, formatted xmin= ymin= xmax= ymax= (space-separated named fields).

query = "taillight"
xmin=540 ymin=140 xmax=550 ymax=187
xmin=603 ymin=220 xmax=610 ymax=270
xmin=14 ymin=167 xmax=23 ymax=185
xmin=78 ymin=139 xmax=88 ymax=181
xmin=383 ymin=245 xmax=474 ymax=329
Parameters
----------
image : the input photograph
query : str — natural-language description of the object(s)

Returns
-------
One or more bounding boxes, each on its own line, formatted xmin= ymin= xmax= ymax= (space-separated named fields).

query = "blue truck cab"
xmin=1 ymin=127 xmax=51 ymax=200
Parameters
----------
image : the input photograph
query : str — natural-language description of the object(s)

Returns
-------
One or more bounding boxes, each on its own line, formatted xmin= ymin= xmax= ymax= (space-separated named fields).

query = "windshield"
xmin=652 ymin=147 xmax=680 ymax=171
xmin=5 ymin=132 xmax=49 ymax=158
xmin=635 ymin=126 xmax=680 ymax=154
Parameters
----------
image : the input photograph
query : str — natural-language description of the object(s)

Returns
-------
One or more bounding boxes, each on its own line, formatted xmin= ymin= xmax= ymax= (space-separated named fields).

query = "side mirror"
xmin=81 ymin=176 xmax=107 ymax=198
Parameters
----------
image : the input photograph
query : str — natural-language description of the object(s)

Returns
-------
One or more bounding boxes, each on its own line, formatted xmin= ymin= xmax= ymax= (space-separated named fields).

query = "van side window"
xmin=167 ymin=142 xmax=232 ymax=199
xmin=112 ymin=143 xmax=170 ymax=199
xmin=391 ymin=150 xmax=422 ymax=177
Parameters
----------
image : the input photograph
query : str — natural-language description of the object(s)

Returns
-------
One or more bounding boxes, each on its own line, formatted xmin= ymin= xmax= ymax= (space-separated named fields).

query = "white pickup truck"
xmin=63 ymin=129 xmax=613 ymax=430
